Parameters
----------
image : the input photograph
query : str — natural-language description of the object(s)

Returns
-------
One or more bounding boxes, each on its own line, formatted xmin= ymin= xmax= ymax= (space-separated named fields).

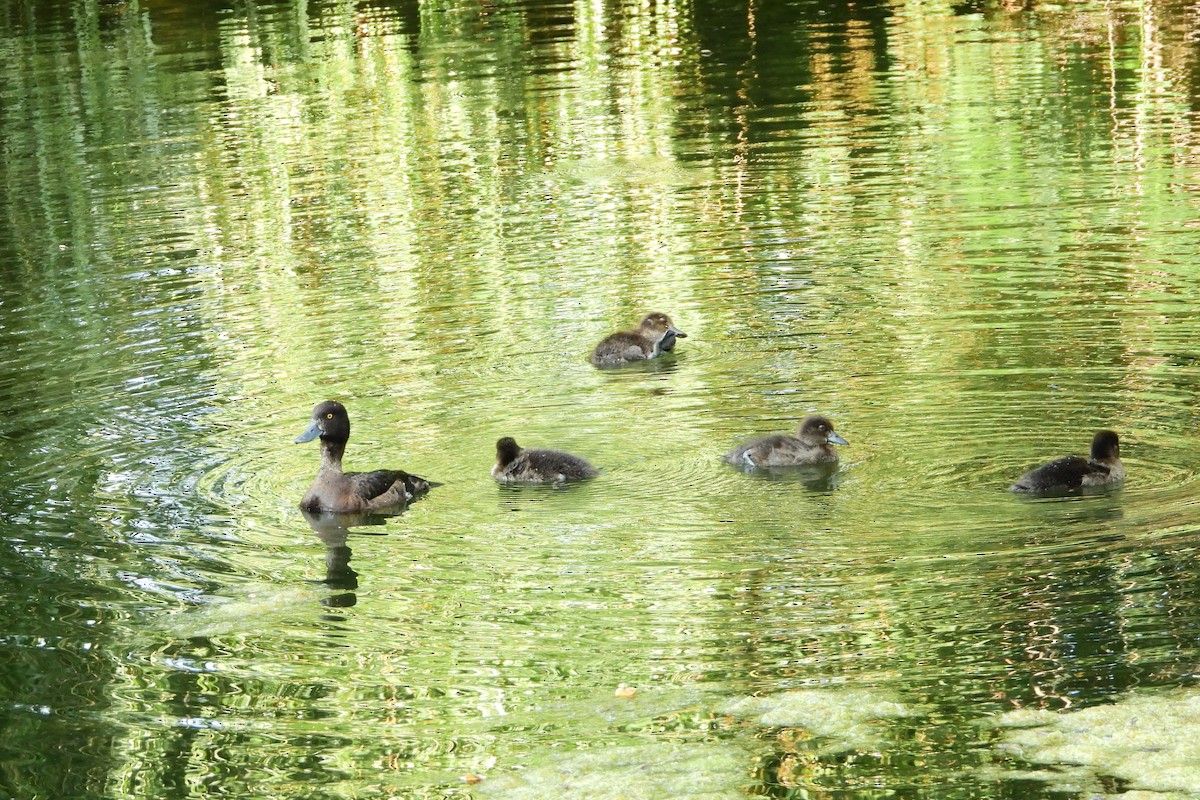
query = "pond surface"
xmin=5 ymin=0 xmax=1200 ymax=797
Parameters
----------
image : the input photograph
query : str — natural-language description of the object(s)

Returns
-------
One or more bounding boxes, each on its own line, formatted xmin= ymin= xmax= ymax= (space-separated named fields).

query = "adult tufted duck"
xmin=295 ymin=400 xmax=434 ymax=513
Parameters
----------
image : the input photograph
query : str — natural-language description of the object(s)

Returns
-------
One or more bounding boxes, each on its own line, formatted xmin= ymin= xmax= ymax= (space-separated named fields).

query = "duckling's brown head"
xmin=1090 ymin=430 xmax=1120 ymax=460
xmin=798 ymin=415 xmax=848 ymax=447
xmin=638 ymin=312 xmax=686 ymax=335
xmin=638 ymin=312 xmax=687 ymax=350
xmin=495 ymin=437 xmax=523 ymax=468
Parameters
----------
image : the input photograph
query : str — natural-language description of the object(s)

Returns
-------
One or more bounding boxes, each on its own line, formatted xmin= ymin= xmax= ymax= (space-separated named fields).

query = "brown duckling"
xmin=722 ymin=415 xmax=848 ymax=468
xmin=295 ymin=400 xmax=434 ymax=513
xmin=491 ymin=437 xmax=599 ymax=483
xmin=1010 ymin=430 xmax=1124 ymax=494
xmin=590 ymin=312 xmax=687 ymax=366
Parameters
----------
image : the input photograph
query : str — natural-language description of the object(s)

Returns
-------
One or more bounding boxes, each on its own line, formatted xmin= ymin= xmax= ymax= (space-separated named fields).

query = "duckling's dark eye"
xmin=326 ymin=413 xmax=334 ymax=420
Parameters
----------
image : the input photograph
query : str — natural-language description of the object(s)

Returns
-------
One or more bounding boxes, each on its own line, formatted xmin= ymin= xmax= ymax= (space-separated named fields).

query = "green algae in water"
xmin=722 ymin=688 xmax=915 ymax=754
xmin=476 ymin=741 xmax=754 ymax=800
xmin=993 ymin=689 xmax=1200 ymax=796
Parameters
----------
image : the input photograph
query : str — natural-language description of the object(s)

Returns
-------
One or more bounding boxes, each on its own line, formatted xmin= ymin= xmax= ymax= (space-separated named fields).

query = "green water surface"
xmin=4 ymin=0 xmax=1200 ymax=798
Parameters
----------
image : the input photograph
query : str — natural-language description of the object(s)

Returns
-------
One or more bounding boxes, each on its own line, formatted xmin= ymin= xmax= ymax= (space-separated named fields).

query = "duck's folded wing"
xmin=346 ymin=469 xmax=425 ymax=504
xmin=721 ymin=434 xmax=792 ymax=467
xmin=592 ymin=332 xmax=649 ymax=363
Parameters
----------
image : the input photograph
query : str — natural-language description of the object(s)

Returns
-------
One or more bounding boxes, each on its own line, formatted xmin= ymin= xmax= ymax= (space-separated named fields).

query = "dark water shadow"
xmin=589 ymin=355 xmax=682 ymax=375
xmin=1006 ymin=485 xmax=1127 ymax=536
xmin=492 ymin=476 xmax=605 ymax=516
xmin=1009 ymin=482 xmax=1125 ymax=500
xmin=724 ymin=462 xmax=842 ymax=492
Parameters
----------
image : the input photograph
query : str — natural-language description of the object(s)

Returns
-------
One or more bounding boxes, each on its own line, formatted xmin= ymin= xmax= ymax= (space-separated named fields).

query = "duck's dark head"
xmin=799 ymin=415 xmax=849 ymax=447
xmin=1090 ymin=430 xmax=1120 ymax=460
xmin=495 ymin=437 xmax=523 ymax=468
xmin=296 ymin=400 xmax=350 ymax=445
xmin=639 ymin=312 xmax=687 ymax=350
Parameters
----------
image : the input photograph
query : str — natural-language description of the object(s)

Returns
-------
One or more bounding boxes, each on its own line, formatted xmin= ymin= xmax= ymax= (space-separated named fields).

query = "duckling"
xmin=491 ymin=437 xmax=599 ymax=483
xmin=722 ymin=415 xmax=848 ymax=468
xmin=590 ymin=312 xmax=687 ymax=366
xmin=295 ymin=400 xmax=434 ymax=513
xmin=1010 ymin=430 xmax=1124 ymax=494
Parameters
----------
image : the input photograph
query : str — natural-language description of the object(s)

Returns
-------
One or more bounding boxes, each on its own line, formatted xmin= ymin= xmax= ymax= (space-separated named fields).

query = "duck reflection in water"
xmin=295 ymin=400 xmax=436 ymax=513
xmin=302 ymin=509 xmax=395 ymax=608
xmin=736 ymin=463 xmax=844 ymax=491
xmin=1010 ymin=430 xmax=1124 ymax=495
xmin=590 ymin=312 xmax=687 ymax=366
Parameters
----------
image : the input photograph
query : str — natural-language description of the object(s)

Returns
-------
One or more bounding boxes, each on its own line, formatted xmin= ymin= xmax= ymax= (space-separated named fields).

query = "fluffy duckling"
xmin=722 ymin=415 xmax=848 ymax=468
xmin=1010 ymin=430 xmax=1124 ymax=494
xmin=590 ymin=312 xmax=687 ymax=366
xmin=295 ymin=400 xmax=434 ymax=513
xmin=491 ymin=437 xmax=599 ymax=483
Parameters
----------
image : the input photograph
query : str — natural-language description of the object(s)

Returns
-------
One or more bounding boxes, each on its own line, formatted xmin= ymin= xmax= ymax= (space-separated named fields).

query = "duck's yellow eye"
xmin=326 ymin=413 xmax=334 ymax=419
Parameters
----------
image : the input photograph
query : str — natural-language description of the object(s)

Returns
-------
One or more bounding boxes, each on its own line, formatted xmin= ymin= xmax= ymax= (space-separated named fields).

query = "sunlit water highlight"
xmin=4 ymin=0 xmax=1200 ymax=798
